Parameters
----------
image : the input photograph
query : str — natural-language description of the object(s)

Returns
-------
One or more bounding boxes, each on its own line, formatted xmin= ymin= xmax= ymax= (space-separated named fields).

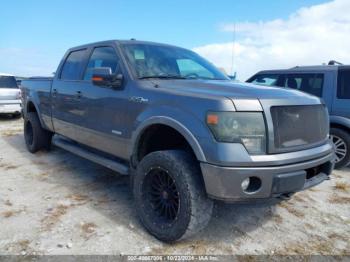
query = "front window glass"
xmin=121 ymin=43 xmax=228 ymax=80
xmin=84 ymin=47 xmax=120 ymax=80
xmin=0 ymin=76 xmax=18 ymax=89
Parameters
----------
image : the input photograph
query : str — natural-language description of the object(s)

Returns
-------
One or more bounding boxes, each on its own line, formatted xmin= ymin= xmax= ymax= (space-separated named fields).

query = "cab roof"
xmin=68 ymin=39 xmax=184 ymax=52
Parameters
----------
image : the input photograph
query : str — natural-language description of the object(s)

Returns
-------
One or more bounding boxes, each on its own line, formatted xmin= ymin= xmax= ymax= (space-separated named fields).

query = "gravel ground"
xmin=0 ymin=115 xmax=349 ymax=256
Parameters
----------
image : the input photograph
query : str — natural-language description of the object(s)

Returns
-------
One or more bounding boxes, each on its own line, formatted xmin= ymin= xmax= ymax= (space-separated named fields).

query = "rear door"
xmin=333 ymin=68 xmax=350 ymax=118
xmin=51 ymin=49 xmax=88 ymax=140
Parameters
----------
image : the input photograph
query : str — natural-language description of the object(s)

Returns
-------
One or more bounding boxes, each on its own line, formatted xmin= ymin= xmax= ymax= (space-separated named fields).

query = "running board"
xmin=52 ymin=136 xmax=129 ymax=175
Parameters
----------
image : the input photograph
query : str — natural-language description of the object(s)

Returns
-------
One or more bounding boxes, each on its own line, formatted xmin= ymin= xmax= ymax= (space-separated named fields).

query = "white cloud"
xmin=193 ymin=0 xmax=350 ymax=81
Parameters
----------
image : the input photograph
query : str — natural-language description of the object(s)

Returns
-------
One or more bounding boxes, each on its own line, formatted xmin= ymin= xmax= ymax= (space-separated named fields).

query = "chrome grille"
xmin=271 ymin=105 xmax=328 ymax=151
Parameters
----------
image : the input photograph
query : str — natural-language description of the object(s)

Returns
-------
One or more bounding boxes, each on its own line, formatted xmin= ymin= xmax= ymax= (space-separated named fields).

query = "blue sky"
xmin=0 ymin=0 xmax=335 ymax=77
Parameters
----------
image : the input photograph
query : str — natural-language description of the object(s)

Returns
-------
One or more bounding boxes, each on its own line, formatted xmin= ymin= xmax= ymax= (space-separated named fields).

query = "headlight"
xmin=206 ymin=112 xmax=266 ymax=154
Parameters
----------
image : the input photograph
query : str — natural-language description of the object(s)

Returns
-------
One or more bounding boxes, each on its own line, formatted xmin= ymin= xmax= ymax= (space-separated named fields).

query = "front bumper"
xmin=200 ymin=150 xmax=334 ymax=202
xmin=0 ymin=102 xmax=21 ymax=114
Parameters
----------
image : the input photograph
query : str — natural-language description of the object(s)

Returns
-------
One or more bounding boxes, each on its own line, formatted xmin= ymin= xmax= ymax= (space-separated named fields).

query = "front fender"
xmin=129 ymin=106 xmax=209 ymax=162
xmin=330 ymin=115 xmax=350 ymax=130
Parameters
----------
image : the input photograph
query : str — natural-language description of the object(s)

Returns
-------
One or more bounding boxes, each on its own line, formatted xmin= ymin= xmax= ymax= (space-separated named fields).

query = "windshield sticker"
xmin=134 ymin=49 xmax=145 ymax=60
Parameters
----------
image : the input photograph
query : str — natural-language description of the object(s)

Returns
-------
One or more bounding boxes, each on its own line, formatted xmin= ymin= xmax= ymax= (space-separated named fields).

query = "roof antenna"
xmin=230 ymin=23 xmax=237 ymax=80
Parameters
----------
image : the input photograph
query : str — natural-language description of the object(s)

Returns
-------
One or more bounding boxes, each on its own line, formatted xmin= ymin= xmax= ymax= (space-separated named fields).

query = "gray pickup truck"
xmin=21 ymin=40 xmax=334 ymax=242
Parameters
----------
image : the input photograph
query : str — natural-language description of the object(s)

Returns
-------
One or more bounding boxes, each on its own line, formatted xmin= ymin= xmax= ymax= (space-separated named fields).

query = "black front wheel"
xmin=143 ymin=166 xmax=180 ymax=223
xmin=133 ymin=150 xmax=213 ymax=242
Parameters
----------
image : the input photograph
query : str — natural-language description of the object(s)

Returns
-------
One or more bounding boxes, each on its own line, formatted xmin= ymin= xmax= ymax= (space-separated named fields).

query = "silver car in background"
xmin=0 ymin=73 xmax=21 ymax=117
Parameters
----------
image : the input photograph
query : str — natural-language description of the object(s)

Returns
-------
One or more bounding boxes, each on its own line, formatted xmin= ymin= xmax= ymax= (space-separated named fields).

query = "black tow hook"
xmin=278 ymin=193 xmax=294 ymax=200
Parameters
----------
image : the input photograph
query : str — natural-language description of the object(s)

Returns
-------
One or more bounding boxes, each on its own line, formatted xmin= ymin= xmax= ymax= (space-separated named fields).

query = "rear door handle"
xmin=52 ymin=88 xmax=57 ymax=96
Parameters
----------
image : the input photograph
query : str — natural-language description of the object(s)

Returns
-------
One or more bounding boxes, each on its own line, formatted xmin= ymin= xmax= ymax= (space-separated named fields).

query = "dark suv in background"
xmin=247 ymin=62 xmax=350 ymax=169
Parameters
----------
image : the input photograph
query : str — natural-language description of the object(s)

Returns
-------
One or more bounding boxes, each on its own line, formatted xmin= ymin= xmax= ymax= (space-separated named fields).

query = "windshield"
xmin=121 ymin=43 xmax=229 ymax=80
xmin=0 ymin=76 xmax=18 ymax=89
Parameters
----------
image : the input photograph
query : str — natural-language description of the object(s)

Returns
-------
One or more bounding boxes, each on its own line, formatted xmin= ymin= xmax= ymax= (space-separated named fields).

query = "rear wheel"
xmin=330 ymin=128 xmax=350 ymax=169
xmin=24 ymin=112 xmax=53 ymax=153
xmin=133 ymin=150 xmax=213 ymax=242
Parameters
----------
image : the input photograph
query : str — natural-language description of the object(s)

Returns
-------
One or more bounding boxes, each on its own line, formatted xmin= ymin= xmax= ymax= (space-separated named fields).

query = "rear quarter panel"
xmin=21 ymin=79 xmax=54 ymax=131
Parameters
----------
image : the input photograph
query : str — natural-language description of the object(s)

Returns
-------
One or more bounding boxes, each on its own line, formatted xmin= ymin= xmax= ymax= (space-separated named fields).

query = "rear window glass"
xmin=60 ymin=49 xmax=87 ymax=80
xmin=283 ymin=73 xmax=324 ymax=97
xmin=249 ymin=74 xmax=279 ymax=86
xmin=0 ymin=76 xmax=18 ymax=89
xmin=337 ymin=69 xmax=350 ymax=99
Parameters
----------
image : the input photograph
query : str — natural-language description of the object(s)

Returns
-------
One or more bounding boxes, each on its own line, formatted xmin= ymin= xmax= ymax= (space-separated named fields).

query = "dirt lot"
xmin=0 ymin=116 xmax=349 ymax=256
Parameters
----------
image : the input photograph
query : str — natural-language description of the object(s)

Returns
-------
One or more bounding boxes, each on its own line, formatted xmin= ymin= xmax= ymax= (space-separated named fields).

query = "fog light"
xmin=241 ymin=176 xmax=262 ymax=194
xmin=241 ymin=178 xmax=250 ymax=191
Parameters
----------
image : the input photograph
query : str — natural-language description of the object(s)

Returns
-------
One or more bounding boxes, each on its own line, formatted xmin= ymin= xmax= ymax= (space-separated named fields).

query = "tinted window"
xmin=84 ymin=47 xmax=120 ymax=80
xmin=60 ymin=49 xmax=86 ymax=80
xmin=0 ymin=76 xmax=18 ymax=89
xmin=337 ymin=69 xmax=350 ymax=99
xmin=249 ymin=74 xmax=279 ymax=86
xmin=283 ymin=74 xmax=324 ymax=97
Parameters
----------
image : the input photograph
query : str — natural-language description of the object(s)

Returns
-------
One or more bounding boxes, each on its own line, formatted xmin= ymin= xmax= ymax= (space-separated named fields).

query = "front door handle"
xmin=52 ymin=88 xmax=58 ymax=96
xmin=129 ymin=96 xmax=149 ymax=103
xmin=76 ymin=90 xmax=82 ymax=99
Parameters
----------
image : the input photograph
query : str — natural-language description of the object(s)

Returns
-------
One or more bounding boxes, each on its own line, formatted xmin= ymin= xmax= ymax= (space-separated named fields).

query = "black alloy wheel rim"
xmin=143 ymin=167 xmax=180 ymax=224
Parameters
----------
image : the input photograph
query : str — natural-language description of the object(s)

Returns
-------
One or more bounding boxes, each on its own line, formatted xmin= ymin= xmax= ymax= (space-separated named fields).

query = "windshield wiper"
xmin=139 ymin=75 xmax=187 ymax=80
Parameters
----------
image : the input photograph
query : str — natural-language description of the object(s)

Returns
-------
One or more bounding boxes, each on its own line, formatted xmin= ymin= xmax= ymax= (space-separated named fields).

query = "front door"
xmin=76 ymin=46 xmax=130 ymax=160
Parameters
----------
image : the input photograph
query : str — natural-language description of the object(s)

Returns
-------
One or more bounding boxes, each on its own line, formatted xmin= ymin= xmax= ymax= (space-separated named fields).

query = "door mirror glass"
xmin=92 ymin=67 xmax=123 ymax=89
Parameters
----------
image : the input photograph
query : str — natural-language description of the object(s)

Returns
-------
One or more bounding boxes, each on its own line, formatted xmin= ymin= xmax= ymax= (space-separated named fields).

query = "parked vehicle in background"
xmin=21 ymin=40 xmax=334 ymax=242
xmin=15 ymin=76 xmax=29 ymax=88
xmin=247 ymin=62 xmax=350 ymax=169
xmin=0 ymin=73 xmax=22 ymax=117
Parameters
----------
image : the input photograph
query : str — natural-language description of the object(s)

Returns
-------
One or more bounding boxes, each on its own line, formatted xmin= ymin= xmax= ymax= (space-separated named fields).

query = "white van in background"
xmin=0 ymin=73 xmax=21 ymax=117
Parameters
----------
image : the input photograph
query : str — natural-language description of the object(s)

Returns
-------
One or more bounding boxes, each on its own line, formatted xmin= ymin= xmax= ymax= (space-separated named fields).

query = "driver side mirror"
xmin=92 ymin=67 xmax=123 ymax=89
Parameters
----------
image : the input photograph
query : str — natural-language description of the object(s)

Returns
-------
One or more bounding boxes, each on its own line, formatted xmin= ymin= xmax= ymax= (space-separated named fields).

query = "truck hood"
xmin=153 ymin=79 xmax=318 ymax=100
xmin=151 ymin=79 xmax=322 ymax=109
